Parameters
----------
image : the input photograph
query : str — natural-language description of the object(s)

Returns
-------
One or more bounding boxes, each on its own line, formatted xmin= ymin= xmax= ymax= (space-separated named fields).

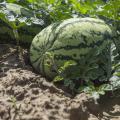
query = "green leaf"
xmin=91 ymin=92 xmax=100 ymax=100
xmin=27 ymin=0 xmax=38 ymax=3
xmin=53 ymin=75 xmax=64 ymax=82
xmin=7 ymin=0 xmax=17 ymax=3
xmin=59 ymin=60 xmax=77 ymax=73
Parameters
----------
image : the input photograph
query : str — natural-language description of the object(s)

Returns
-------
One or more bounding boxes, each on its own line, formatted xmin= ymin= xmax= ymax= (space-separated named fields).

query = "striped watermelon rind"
xmin=30 ymin=17 xmax=112 ymax=80
xmin=0 ymin=19 xmax=43 ymax=45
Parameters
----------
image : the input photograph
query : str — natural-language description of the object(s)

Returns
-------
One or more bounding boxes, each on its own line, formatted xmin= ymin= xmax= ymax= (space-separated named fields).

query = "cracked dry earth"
xmin=0 ymin=44 xmax=120 ymax=120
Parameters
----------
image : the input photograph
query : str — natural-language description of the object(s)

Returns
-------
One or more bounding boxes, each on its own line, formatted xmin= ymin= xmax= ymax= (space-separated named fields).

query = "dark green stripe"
xmin=49 ymin=40 xmax=104 ymax=51
xmin=31 ymin=44 xmax=41 ymax=52
xmin=34 ymin=54 xmax=46 ymax=76
xmin=54 ymin=54 xmax=79 ymax=62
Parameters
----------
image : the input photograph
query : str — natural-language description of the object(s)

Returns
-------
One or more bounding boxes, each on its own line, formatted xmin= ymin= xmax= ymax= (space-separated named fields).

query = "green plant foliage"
xmin=45 ymin=52 xmax=117 ymax=99
xmin=97 ymin=0 xmax=120 ymax=20
xmin=0 ymin=1 xmax=51 ymax=45
xmin=0 ymin=0 xmax=120 ymax=99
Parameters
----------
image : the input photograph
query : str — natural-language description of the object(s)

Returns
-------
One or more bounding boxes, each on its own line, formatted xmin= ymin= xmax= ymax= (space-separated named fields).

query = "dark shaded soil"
xmin=0 ymin=44 xmax=120 ymax=120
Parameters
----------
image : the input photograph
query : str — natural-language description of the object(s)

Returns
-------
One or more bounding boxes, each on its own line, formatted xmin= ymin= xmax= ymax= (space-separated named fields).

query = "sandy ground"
xmin=0 ymin=44 xmax=120 ymax=120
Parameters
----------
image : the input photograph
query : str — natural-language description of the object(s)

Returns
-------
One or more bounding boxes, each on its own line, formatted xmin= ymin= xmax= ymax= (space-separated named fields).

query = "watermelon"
xmin=0 ymin=19 xmax=43 ymax=45
xmin=0 ymin=3 xmax=50 ymax=45
xmin=30 ymin=17 xmax=112 ymax=80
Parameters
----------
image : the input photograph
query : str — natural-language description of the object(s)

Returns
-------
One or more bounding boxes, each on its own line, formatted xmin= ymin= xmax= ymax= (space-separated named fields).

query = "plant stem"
xmin=13 ymin=29 xmax=24 ymax=66
xmin=13 ymin=29 xmax=19 ymax=47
